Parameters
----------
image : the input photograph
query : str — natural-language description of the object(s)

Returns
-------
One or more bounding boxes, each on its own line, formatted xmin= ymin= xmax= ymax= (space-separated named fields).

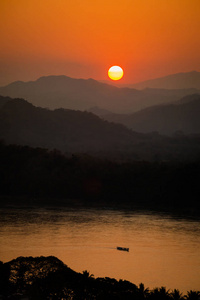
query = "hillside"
xmin=1 ymin=96 xmax=200 ymax=161
xmin=102 ymin=94 xmax=200 ymax=135
xmin=0 ymin=75 xmax=199 ymax=113
xmin=129 ymin=71 xmax=200 ymax=90
xmin=0 ymin=96 xmax=141 ymax=153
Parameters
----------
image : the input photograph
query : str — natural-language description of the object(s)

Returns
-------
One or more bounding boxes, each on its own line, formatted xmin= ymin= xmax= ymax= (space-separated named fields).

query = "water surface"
xmin=0 ymin=206 xmax=199 ymax=293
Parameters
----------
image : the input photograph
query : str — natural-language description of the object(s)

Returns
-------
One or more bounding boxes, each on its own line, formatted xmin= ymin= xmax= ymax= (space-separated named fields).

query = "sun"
xmin=108 ymin=66 xmax=124 ymax=81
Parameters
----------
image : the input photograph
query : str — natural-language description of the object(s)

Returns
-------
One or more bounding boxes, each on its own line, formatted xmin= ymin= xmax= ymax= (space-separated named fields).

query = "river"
xmin=0 ymin=205 xmax=199 ymax=293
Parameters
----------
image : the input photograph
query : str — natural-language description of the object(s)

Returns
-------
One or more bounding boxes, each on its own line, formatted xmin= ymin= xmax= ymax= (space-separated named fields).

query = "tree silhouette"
xmin=138 ymin=282 xmax=150 ymax=299
xmin=185 ymin=290 xmax=200 ymax=300
xmin=170 ymin=289 xmax=184 ymax=300
xmin=150 ymin=287 xmax=170 ymax=300
xmin=0 ymin=256 xmax=200 ymax=299
xmin=82 ymin=270 xmax=94 ymax=278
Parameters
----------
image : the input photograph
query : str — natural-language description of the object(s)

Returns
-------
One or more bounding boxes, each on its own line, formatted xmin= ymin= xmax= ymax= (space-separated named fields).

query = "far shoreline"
xmin=1 ymin=195 xmax=200 ymax=220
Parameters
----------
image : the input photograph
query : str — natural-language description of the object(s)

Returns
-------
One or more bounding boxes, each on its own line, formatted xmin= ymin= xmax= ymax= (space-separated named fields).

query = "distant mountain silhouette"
xmin=101 ymin=94 xmax=200 ymax=135
xmin=1 ymin=96 xmax=200 ymax=161
xmin=87 ymin=106 xmax=112 ymax=116
xmin=0 ymin=75 xmax=199 ymax=113
xmin=128 ymin=71 xmax=200 ymax=90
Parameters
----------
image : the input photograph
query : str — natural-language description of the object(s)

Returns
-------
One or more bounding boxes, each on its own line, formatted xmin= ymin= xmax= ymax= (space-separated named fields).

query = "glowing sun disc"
xmin=108 ymin=66 xmax=124 ymax=81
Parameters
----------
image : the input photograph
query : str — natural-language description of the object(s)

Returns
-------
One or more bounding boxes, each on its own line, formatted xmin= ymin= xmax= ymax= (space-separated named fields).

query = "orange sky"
xmin=0 ymin=0 xmax=200 ymax=85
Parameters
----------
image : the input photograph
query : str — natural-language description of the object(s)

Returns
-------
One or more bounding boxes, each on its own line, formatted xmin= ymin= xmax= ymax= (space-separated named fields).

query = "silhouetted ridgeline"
xmin=101 ymin=94 xmax=200 ymax=135
xmin=0 ymin=143 xmax=200 ymax=212
xmin=128 ymin=71 xmax=200 ymax=90
xmin=1 ymin=96 xmax=200 ymax=161
xmin=0 ymin=256 xmax=199 ymax=299
xmin=0 ymin=74 xmax=199 ymax=113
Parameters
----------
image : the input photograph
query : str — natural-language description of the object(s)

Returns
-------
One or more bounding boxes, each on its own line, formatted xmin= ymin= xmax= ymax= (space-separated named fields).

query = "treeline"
xmin=0 ymin=142 xmax=200 ymax=212
xmin=0 ymin=256 xmax=199 ymax=299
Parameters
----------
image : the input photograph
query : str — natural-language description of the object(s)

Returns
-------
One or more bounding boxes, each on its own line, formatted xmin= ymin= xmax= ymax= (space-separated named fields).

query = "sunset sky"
xmin=0 ymin=0 xmax=200 ymax=86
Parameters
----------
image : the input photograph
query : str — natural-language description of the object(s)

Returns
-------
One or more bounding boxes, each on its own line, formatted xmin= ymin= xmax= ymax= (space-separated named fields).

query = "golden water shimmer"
xmin=0 ymin=207 xmax=199 ymax=293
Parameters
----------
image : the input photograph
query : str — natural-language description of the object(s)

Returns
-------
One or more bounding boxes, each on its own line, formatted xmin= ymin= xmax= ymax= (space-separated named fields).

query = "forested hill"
xmin=1 ymin=96 xmax=200 ymax=161
xmin=0 ymin=143 xmax=200 ymax=212
xmin=0 ymin=256 xmax=199 ymax=299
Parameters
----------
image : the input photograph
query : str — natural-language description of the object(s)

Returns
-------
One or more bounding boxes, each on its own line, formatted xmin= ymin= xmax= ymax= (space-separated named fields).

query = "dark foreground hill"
xmin=1 ymin=96 xmax=200 ymax=161
xmin=0 ymin=75 xmax=199 ymax=113
xmin=0 ymin=256 xmax=199 ymax=299
xmin=101 ymin=94 xmax=200 ymax=135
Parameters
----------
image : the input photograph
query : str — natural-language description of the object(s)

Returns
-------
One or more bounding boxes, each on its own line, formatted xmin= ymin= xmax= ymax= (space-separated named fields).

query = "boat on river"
xmin=116 ymin=247 xmax=129 ymax=252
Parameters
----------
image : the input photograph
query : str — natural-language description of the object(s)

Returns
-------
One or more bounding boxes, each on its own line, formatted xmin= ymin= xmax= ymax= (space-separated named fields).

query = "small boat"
xmin=117 ymin=247 xmax=129 ymax=252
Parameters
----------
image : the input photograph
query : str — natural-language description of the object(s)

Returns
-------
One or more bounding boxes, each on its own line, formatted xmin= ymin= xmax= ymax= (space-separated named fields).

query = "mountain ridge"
xmin=1 ymin=96 xmax=200 ymax=161
xmin=0 ymin=74 xmax=199 ymax=114
xmin=101 ymin=94 xmax=200 ymax=135
xmin=127 ymin=71 xmax=200 ymax=90
xmin=0 ymin=96 xmax=142 ymax=153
